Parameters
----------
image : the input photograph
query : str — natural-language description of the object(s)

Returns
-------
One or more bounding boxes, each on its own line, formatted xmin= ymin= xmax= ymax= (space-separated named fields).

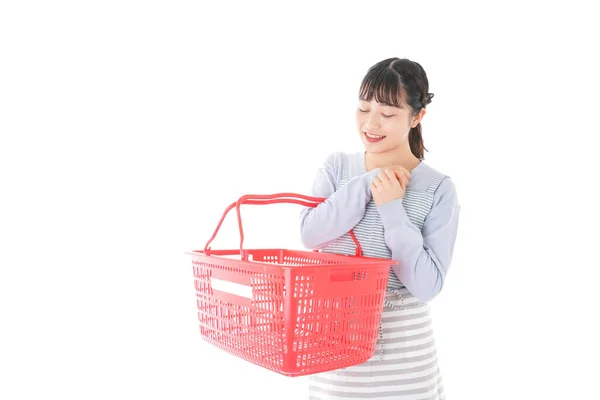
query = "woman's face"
xmin=356 ymin=98 xmax=422 ymax=154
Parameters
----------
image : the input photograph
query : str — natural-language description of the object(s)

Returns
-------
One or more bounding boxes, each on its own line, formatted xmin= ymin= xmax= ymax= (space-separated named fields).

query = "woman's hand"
xmin=370 ymin=166 xmax=411 ymax=207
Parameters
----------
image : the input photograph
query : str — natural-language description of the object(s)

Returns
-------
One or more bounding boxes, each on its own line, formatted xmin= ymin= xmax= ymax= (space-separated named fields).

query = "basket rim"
xmin=186 ymin=248 xmax=396 ymax=268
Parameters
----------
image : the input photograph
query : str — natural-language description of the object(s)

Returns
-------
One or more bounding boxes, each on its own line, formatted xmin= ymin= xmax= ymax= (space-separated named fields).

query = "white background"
xmin=1 ymin=1 xmax=599 ymax=399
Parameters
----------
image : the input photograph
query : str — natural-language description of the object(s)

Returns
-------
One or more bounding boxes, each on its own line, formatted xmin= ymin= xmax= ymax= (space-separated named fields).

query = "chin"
xmin=366 ymin=148 xmax=388 ymax=155
xmin=361 ymin=139 xmax=388 ymax=151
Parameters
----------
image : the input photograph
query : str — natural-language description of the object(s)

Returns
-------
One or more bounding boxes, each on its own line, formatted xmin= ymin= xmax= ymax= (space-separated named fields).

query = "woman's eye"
xmin=382 ymin=114 xmax=393 ymax=118
xmin=358 ymin=108 xmax=368 ymax=113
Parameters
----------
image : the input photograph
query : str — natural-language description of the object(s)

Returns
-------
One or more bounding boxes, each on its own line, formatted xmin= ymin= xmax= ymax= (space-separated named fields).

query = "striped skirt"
xmin=308 ymin=288 xmax=445 ymax=399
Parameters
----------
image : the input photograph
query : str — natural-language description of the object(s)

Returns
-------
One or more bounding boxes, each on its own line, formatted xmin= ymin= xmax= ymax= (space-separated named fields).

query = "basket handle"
xmin=203 ymin=193 xmax=364 ymax=260
xmin=236 ymin=193 xmax=363 ymax=259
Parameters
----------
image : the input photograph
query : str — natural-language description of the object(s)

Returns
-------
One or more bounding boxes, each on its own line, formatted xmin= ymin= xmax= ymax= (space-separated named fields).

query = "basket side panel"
xmin=288 ymin=263 xmax=390 ymax=375
xmin=193 ymin=256 xmax=287 ymax=372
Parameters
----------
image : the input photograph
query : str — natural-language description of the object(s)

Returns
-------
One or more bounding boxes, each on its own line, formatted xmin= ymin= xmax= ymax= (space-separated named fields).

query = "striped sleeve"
xmin=376 ymin=177 xmax=460 ymax=302
xmin=299 ymin=152 xmax=381 ymax=250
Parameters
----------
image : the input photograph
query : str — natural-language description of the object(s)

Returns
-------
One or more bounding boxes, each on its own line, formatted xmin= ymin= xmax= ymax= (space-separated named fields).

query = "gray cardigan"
xmin=299 ymin=151 xmax=460 ymax=302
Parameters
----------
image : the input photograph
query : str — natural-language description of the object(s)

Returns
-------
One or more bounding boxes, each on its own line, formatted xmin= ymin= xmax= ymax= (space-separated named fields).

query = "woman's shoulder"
xmin=410 ymin=161 xmax=455 ymax=194
xmin=416 ymin=161 xmax=450 ymax=182
xmin=416 ymin=162 xmax=459 ymax=208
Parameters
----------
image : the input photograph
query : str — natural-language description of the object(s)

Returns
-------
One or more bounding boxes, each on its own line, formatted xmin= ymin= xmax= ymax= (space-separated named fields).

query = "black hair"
xmin=359 ymin=58 xmax=434 ymax=160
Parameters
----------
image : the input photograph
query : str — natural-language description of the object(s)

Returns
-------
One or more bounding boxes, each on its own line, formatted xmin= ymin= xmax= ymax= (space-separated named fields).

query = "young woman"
xmin=300 ymin=57 xmax=460 ymax=399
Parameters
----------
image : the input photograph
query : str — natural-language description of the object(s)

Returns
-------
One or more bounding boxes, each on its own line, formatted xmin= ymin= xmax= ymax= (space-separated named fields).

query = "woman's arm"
xmin=300 ymin=152 xmax=381 ymax=249
xmin=377 ymin=177 xmax=460 ymax=302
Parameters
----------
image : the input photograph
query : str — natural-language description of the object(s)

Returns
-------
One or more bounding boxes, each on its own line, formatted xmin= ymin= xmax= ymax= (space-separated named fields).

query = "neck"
xmin=364 ymin=148 xmax=420 ymax=172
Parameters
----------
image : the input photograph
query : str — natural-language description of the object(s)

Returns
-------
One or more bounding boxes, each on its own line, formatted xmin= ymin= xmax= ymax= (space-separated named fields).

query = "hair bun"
xmin=424 ymin=92 xmax=434 ymax=105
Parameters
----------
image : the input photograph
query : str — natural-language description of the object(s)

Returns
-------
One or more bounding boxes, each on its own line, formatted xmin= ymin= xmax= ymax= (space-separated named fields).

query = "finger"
xmin=397 ymin=165 xmax=411 ymax=177
xmin=393 ymin=172 xmax=408 ymax=191
xmin=383 ymin=168 xmax=400 ymax=185
xmin=395 ymin=168 xmax=411 ymax=180
xmin=400 ymin=175 xmax=409 ymax=189
xmin=372 ymin=177 xmax=382 ymax=188
xmin=378 ymin=170 xmax=391 ymax=184
xmin=390 ymin=168 xmax=410 ymax=181
xmin=391 ymin=171 xmax=406 ymax=189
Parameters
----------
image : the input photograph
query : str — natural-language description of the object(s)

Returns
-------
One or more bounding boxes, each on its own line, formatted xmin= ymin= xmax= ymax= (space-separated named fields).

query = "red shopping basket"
xmin=187 ymin=193 xmax=394 ymax=377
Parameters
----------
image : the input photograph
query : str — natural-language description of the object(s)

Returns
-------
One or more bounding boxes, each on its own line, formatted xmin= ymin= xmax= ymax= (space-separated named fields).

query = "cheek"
xmin=384 ymin=122 xmax=405 ymax=140
xmin=356 ymin=114 xmax=365 ymax=127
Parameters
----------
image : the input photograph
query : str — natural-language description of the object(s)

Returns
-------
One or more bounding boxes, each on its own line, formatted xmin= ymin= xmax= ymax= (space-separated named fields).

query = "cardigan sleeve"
xmin=299 ymin=152 xmax=381 ymax=249
xmin=376 ymin=177 xmax=460 ymax=302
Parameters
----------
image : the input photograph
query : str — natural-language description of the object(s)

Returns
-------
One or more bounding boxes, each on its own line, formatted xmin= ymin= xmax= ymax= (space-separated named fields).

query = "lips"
xmin=364 ymin=131 xmax=385 ymax=143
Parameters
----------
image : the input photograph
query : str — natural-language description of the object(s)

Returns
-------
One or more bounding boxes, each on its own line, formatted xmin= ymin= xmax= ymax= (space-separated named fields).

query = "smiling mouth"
xmin=364 ymin=132 xmax=386 ymax=142
xmin=364 ymin=132 xmax=385 ymax=139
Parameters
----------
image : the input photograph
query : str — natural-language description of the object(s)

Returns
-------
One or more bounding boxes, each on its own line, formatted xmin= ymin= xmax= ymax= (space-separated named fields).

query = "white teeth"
xmin=365 ymin=132 xmax=384 ymax=139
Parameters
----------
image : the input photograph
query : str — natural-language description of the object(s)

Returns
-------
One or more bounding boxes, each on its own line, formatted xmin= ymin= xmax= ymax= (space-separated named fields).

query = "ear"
xmin=411 ymin=108 xmax=426 ymax=128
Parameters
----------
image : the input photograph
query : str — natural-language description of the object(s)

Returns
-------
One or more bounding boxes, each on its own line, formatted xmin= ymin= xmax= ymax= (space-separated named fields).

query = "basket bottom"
xmin=199 ymin=327 xmax=376 ymax=377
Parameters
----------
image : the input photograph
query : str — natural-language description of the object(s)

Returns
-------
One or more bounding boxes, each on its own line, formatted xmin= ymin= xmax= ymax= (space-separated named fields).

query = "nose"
xmin=363 ymin=112 xmax=381 ymax=131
